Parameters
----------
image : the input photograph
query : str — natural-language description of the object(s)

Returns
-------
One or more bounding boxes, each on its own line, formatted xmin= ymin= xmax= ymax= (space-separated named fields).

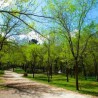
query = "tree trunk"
xmin=48 ymin=74 xmax=50 ymax=82
xmin=66 ymin=68 xmax=69 ymax=82
xmin=43 ymin=67 xmax=45 ymax=72
xmin=24 ymin=64 xmax=27 ymax=72
xmin=83 ymin=64 xmax=87 ymax=80
xmin=50 ymin=64 xmax=52 ymax=79
xmin=75 ymin=58 xmax=79 ymax=90
xmin=33 ymin=71 xmax=34 ymax=78
xmin=47 ymin=39 xmax=51 ymax=82
xmin=0 ymin=62 xmax=1 ymax=70
xmin=47 ymin=66 xmax=50 ymax=82
xmin=70 ymin=68 xmax=73 ymax=77
xmin=95 ymin=62 xmax=98 ymax=82
xmin=23 ymin=64 xmax=28 ymax=77
xmin=73 ymin=66 xmax=75 ymax=78
xmin=81 ymin=57 xmax=87 ymax=80
xmin=32 ymin=64 xmax=35 ymax=78
xmin=13 ymin=67 xmax=14 ymax=72
xmin=92 ymin=53 xmax=98 ymax=81
xmin=54 ymin=60 xmax=58 ymax=74
xmin=96 ymin=65 xmax=98 ymax=82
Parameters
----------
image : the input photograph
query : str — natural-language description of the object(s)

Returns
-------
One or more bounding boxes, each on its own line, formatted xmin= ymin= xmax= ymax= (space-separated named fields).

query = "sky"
xmin=0 ymin=0 xmax=12 ymax=8
xmin=0 ymin=0 xmax=98 ymax=21
xmin=88 ymin=4 xmax=98 ymax=22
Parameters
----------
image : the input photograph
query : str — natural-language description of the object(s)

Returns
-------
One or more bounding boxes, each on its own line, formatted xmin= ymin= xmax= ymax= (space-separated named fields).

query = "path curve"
xmin=0 ymin=71 xmax=96 ymax=98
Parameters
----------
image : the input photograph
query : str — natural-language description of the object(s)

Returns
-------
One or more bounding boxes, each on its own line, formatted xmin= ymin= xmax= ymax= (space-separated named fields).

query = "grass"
xmin=14 ymin=68 xmax=98 ymax=96
xmin=27 ymin=74 xmax=98 ymax=96
xmin=14 ymin=68 xmax=25 ymax=74
xmin=0 ymin=70 xmax=6 ymax=90
xmin=0 ymin=70 xmax=4 ymax=76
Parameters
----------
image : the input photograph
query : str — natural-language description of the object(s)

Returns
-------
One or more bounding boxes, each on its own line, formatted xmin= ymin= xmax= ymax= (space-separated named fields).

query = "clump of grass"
xmin=0 ymin=85 xmax=7 ymax=90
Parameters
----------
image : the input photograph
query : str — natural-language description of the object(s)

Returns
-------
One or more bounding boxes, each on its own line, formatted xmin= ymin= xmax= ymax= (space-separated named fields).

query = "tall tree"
xmin=44 ymin=0 xmax=97 ymax=90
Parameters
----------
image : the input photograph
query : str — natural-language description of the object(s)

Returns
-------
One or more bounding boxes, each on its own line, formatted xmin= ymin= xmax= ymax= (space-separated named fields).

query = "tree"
xmin=0 ymin=14 xmax=20 ymax=51
xmin=87 ymin=35 xmax=98 ymax=81
xmin=44 ymin=0 xmax=97 ymax=90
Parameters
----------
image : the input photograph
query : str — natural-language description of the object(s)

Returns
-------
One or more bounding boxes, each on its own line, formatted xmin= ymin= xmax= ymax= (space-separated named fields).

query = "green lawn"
xmin=27 ymin=74 xmax=98 ymax=96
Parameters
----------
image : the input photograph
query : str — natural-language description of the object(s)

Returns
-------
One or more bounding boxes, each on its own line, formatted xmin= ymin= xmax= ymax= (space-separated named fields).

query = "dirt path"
xmin=0 ymin=71 xmax=96 ymax=98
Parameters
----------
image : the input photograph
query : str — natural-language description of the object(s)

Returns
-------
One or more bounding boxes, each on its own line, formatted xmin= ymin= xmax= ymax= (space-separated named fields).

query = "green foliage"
xmin=18 ymin=0 xmax=29 ymax=2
